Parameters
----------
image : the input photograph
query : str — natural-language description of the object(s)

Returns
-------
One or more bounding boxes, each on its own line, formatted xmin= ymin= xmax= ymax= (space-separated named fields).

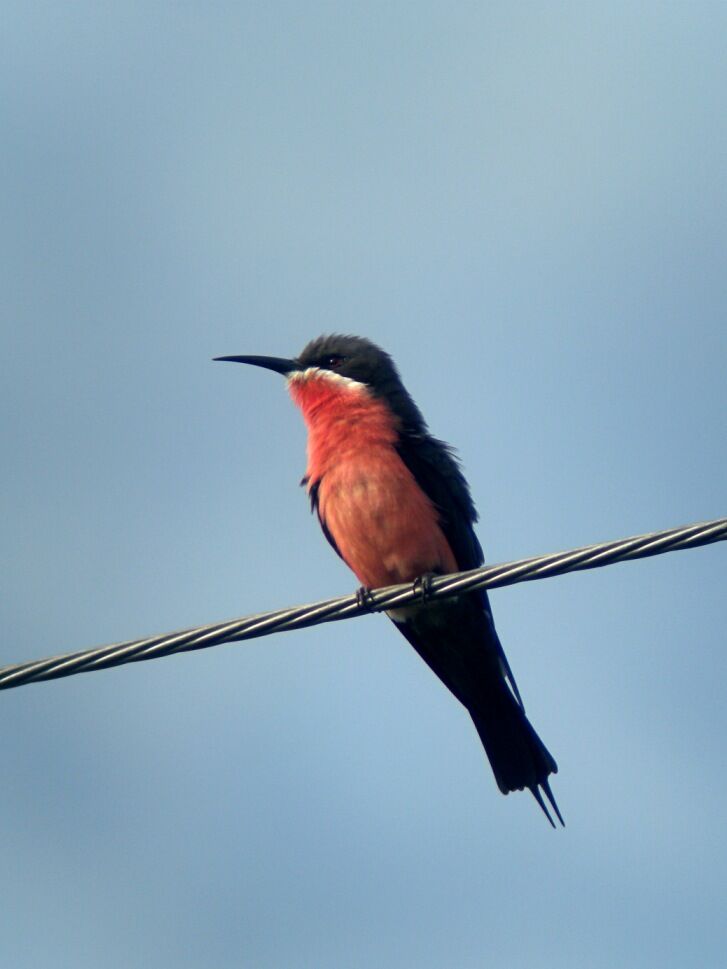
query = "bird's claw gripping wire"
xmin=413 ymin=572 xmax=437 ymax=603
xmin=355 ymin=585 xmax=376 ymax=612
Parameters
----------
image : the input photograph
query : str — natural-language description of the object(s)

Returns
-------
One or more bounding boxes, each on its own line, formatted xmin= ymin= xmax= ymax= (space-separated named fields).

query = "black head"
xmin=216 ymin=334 xmax=427 ymax=432
xmin=301 ymin=334 xmax=428 ymax=431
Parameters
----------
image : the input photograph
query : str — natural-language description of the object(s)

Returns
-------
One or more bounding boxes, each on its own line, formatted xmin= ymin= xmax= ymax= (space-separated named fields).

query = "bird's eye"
xmin=321 ymin=354 xmax=345 ymax=369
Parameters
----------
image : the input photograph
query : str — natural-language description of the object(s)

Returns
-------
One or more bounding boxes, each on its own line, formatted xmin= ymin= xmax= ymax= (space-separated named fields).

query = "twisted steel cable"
xmin=1 ymin=516 xmax=724 ymax=692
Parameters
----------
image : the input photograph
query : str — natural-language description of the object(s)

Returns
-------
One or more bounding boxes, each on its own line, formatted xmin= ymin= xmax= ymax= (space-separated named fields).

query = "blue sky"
xmin=1 ymin=3 xmax=725 ymax=967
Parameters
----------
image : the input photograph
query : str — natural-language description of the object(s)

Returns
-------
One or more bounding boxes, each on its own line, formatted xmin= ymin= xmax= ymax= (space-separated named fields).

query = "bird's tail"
xmin=469 ymin=686 xmax=563 ymax=827
xmin=390 ymin=593 xmax=563 ymax=826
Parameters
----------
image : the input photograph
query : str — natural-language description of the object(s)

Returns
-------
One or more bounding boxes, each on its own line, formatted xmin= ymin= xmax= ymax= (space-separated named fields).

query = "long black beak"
xmin=213 ymin=355 xmax=301 ymax=376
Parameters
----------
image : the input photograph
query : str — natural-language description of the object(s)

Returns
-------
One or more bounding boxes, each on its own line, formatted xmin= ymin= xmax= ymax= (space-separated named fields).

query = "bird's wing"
xmin=395 ymin=432 xmax=483 ymax=570
xmin=304 ymin=476 xmax=345 ymax=561
xmin=395 ymin=432 xmax=524 ymax=708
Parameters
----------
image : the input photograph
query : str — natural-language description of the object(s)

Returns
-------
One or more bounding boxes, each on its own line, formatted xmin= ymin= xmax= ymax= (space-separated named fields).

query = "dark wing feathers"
xmin=395 ymin=432 xmax=524 ymax=708
xmin=305 ymin=477 xmax=345 ymax=561
xmin=395 ymin=432 xmax=483 ymax=572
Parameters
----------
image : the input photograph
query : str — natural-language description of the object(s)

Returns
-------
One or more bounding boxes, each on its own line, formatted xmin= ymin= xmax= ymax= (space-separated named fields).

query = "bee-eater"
xmin=216 ymin=334 xmax=562 ymax=826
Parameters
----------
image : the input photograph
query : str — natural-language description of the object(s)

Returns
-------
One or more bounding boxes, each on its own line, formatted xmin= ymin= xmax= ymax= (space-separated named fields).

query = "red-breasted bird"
xmin=216 ymin=335 xmax=563 ymax=826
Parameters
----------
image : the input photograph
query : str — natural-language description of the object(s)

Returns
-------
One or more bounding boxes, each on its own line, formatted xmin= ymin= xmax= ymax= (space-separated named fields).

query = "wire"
xmin=1 ymin=516 xmax=725 ymax=692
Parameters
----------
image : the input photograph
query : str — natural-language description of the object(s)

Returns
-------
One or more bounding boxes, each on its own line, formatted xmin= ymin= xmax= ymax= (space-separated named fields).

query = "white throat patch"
xmin=287 ymin=366 xmax=368 ymax=394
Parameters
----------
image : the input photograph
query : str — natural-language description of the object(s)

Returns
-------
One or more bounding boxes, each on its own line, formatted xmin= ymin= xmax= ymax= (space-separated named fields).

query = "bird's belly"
xmin=317 ymin=456 xmax=457 ymax=588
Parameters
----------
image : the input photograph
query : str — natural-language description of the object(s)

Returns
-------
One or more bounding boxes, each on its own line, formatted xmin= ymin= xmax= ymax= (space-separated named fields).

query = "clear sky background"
xmin=2 ymin=4 xmax=725 ymax=967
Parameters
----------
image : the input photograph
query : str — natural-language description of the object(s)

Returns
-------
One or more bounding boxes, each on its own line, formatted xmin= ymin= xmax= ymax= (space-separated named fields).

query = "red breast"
xmin=289 ymin=370 xmax=458 ymax=588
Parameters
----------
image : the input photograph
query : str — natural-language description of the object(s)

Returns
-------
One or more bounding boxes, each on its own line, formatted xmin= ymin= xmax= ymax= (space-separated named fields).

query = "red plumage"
xmin=290 ymin=373 xmax=457 ymax=587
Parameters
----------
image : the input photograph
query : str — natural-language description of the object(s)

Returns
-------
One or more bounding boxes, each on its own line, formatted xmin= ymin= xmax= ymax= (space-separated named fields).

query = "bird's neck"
xmin=288 ymin=374 xmax=399 ymax=481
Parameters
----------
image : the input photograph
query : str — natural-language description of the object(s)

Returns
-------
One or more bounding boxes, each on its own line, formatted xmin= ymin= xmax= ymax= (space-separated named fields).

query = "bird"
xmin=215 ymin=334 xmax=563 ymax=826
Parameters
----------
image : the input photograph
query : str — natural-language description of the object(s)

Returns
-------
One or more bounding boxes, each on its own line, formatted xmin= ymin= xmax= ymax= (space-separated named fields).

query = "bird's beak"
xmin=213 ymin=355 xmax=301 ymax=376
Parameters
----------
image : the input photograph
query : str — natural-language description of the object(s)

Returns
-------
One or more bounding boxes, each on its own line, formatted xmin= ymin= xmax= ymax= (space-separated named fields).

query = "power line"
xmin=1 ymin=516 xmax=724 ymax=692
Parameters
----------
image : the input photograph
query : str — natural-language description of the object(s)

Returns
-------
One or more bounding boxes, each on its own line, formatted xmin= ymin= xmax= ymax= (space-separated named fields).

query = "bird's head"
xmin=215 ymin=334 xmax=426 ymax=432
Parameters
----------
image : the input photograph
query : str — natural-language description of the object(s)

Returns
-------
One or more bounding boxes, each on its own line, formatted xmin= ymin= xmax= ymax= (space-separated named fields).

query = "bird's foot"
xmin=355 ymin=585 xmax=376 ymax=612
xmin=413 ymin=572 xmax=437 ymax=603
